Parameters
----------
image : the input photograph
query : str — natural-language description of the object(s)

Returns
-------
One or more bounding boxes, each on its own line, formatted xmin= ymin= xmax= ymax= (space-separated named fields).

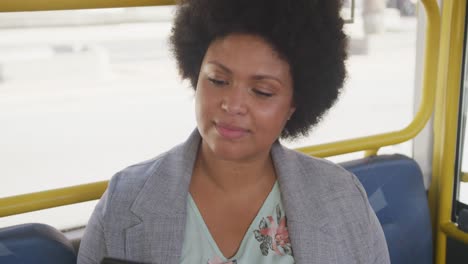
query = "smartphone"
xmin=100 ymin=257 xmax=147 ymax=264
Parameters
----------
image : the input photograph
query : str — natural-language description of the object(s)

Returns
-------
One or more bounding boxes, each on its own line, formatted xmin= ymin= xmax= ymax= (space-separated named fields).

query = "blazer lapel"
xmin=125 ymin=214 xmax=186 ymax=264
xmin=271 ymin=143 xmax=337 ymax=263
xmin=125 ymin=130 xmax=201 ymax=264
xmin=121 ymin=132 xmax=337 ymax=263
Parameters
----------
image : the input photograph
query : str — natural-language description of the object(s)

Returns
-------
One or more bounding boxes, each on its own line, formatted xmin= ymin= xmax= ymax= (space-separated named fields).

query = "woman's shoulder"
xmin=110 ymin=152 xmax=168 ymax=191
xmin=279 ymin=147 xmax=385 ymax=253
xmin=104 ymin=143 xmax=186 ymax=206
xmin=290 ymin=148 xmax=349 ymax=174
xmin=278 ymin=146 xmax=359 ymax=193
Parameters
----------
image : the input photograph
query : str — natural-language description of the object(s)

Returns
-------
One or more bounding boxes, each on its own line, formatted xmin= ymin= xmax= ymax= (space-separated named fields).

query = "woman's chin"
xmin=210 ymin=146 xmax=252 ymax=162
xmin=200 ymin=129 xmax=267 ymax=162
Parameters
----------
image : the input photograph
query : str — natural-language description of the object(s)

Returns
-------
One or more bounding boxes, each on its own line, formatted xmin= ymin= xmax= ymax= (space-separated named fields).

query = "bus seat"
xmin=341 ymin=154 xmax=433 ymax=264
xmin=0 ymin=223 xmax=76 ymax=264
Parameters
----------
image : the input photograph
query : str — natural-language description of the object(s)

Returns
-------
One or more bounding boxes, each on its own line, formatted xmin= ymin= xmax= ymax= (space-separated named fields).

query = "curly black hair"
xmin=170 ymin=0 xmax=347 ymax=139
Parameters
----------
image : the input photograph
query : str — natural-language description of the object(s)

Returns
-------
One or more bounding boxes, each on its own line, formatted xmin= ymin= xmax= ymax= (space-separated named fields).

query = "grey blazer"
xmin=78 ymin=130 xmax=390 ymax=264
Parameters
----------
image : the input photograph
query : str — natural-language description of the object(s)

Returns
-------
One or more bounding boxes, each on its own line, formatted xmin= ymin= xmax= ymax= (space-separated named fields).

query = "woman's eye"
xmin=208 ymin=78 xmax=228 ymax=86
xmin=253 ymin=89 xmax=273 ymax=97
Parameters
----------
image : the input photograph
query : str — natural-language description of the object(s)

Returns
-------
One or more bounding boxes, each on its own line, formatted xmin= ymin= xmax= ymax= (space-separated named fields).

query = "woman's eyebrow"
xmin=206 ymin=60 xmax=232 ymax=74
xmin=252 ymin=75 xmax=284 ymax=86
xmin=207 ymin=60 xmax=284 ymax=86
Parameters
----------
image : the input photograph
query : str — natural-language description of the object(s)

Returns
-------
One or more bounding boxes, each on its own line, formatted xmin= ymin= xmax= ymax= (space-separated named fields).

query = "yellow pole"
xmin=0 ymin=181 xmax=108 ymax=217
xmin=0 ymin=0 xmax=175 ymax=12
xmin=433 ymin=0 xmax=466 ymax=263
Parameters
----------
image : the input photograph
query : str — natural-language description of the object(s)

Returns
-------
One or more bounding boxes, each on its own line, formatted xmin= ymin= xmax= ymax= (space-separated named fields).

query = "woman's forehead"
xmin=203 ymin=34 xmax=291 ymax=79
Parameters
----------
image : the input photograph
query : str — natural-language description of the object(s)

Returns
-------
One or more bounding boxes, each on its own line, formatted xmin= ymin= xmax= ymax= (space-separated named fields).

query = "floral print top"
xmin=180 ymin=181 xmax=294 ymax=264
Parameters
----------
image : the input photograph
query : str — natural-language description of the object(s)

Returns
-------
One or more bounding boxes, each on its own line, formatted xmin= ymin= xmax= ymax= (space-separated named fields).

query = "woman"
xmin=78 ymin=0 xmax=390 ymax=263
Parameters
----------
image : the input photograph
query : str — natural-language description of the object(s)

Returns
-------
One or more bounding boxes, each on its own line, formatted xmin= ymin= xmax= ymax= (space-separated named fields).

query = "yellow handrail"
xmin=0 ymin=182 xmax=108 ymax=217
xmin=432 ymin=0 xmax=467 ymax=263
xmin=441 ymin=222 xmax=468 ymax=245
xmin=0 ymin=0 xmax=441 ymax=217
xmin=0 ymin=0 xmax=175 ymax=12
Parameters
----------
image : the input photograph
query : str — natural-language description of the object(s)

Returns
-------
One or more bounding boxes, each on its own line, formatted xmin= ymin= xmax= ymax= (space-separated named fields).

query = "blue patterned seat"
xmin=0 ymin=223 xmax=76 ymax=264
xmin=341 ymin=154 xmax=433 ymax=264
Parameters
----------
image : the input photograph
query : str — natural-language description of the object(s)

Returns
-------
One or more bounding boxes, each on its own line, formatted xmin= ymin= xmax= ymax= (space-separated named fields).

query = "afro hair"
xmin=170 ymin=0 xmax=347 ymax=139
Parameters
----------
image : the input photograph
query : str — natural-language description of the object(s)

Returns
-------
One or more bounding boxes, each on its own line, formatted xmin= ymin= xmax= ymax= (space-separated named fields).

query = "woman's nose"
xmin=221 ymin=88 xmax=247 ymax=115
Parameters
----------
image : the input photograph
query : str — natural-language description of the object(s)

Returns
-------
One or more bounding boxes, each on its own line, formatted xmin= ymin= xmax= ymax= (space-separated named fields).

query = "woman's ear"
xmin=288 ymin=106 xmax=296 ymax=120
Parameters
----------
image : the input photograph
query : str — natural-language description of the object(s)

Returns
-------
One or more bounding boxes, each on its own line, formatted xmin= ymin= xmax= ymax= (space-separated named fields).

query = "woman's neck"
xmin=191 ymin=141 xmax=277 ymax=195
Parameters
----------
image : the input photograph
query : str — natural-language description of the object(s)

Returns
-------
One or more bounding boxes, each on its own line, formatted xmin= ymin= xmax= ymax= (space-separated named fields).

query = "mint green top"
xmin=181 ymin=182 xmax=295 ymax=264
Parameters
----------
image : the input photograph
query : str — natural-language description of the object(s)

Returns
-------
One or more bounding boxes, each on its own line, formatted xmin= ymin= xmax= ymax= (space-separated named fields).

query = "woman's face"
xmin=195 ymin=33 xmax=295 ymax=162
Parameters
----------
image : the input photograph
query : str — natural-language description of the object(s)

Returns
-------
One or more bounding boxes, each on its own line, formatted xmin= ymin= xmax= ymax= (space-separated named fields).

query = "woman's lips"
xmin=215 ymin=122 xmax=249 ymax=140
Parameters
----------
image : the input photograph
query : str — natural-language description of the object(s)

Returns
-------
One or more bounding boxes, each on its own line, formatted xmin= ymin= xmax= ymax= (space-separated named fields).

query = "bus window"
xmin=455 ymin=38 xmax=468 ymax=208
xmin=0 ymin=4 xmax=419 ymax=229
xmin=284 ymin=0 xmax=419 ymax=161
xmin=457 ymin=94 xmax=468 ymax=206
